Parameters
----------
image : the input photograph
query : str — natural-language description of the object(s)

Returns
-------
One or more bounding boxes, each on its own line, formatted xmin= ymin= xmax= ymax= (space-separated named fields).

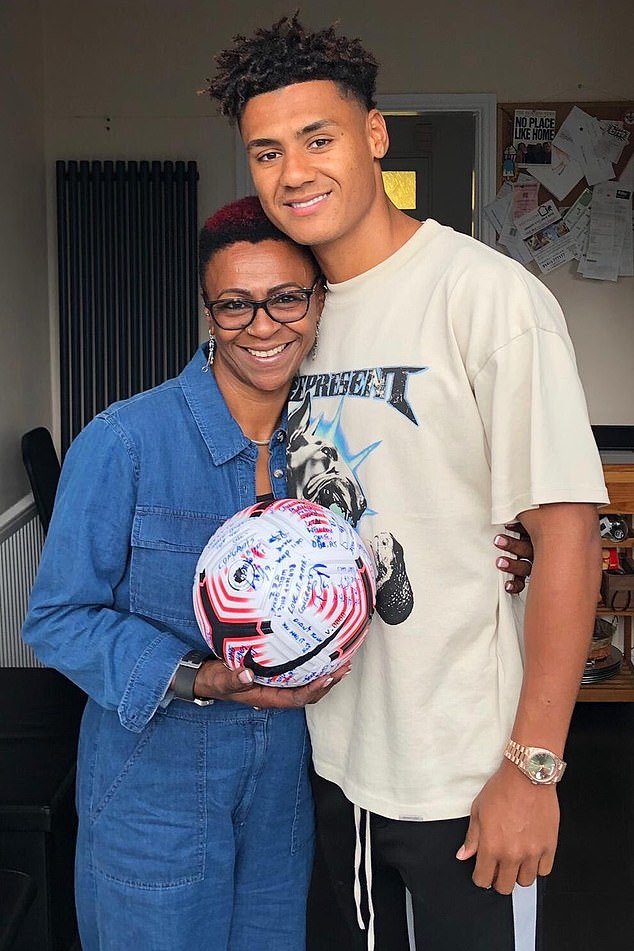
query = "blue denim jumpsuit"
xmin=22 ymin=345 xmax=315 ymax=951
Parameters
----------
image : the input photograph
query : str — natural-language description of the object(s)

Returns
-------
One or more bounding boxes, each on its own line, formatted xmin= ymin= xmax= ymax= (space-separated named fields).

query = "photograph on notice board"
xmin=513 ymin=109 xmax=556 ymax=165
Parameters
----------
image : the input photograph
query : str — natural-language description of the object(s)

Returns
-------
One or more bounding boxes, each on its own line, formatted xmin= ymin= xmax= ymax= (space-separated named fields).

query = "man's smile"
xmin=285 ymin=192 xmax=331 ymax=212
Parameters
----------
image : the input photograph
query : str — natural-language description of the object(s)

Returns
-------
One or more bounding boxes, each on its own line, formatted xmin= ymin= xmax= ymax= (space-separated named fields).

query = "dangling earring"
xmin=310 ymin=320 xmax=321 ymax=361
xmin=203 ymin=327 xmax=216 ymax=372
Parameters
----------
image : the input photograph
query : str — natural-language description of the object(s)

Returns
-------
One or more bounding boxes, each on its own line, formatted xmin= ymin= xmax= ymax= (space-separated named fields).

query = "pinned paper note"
xmin=553 ymin=107 xmax=614 ymax=187
xmin=527 ymin=145 xmax=584 ymax=201
xmin=514 ymin=200 xmax=561 ymax=240
xmin=579 ymin=183 xmax=633 ymax=281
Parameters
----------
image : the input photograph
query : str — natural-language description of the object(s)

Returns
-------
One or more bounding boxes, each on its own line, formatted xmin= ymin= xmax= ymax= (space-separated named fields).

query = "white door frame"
xmin=234 ymin=93 xmax=497 ymax=247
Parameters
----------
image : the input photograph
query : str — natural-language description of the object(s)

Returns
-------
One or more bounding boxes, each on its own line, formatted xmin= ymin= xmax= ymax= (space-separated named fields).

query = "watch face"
xmin=526 ymin=751 xmax=557 ymax=783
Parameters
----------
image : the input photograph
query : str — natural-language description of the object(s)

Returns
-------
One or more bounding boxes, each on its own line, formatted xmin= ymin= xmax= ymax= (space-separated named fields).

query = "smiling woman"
xmin=202 ymin=239 xmax=322 ymax=416
xmin=22 ymin=196 xmax=340 ymax=951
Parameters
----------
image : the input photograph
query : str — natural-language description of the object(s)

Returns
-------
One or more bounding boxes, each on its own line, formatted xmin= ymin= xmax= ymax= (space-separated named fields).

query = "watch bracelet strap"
xmin=172 ymin=661 xmax=198 ymax=701
xmin=172 ymin=653 xmax=214 ymax=705
xmin=503 ymin=739 xmax=528 ymax=767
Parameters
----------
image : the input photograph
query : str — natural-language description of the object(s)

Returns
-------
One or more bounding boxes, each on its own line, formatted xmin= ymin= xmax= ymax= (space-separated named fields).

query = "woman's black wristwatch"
xmin=172 ymin=650 xmax=214 ymax=706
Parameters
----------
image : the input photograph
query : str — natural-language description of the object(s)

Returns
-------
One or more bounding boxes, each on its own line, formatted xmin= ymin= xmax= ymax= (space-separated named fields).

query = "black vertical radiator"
xmin=56 ymin=160 xmax=199 ymax=455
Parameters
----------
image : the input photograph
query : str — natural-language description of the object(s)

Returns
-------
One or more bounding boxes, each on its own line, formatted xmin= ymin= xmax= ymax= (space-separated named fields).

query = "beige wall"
xmin=41 ymin=0 xmax=634 ymax=427
xmin=0 ymin=1 xmax=50 ymax=514
xmin=2 ymin=0 xmax=633 ymax=513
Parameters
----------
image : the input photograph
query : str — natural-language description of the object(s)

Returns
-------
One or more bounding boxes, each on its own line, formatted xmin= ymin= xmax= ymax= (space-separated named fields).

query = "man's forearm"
xmin=456 ymin=502 xmax=602 ymax=891
xmin=510 ymin=502 xmax=603 ymax=754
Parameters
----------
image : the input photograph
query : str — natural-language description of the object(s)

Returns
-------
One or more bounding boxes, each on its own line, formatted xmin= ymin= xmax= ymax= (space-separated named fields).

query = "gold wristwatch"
xmin=503 ymin=739 xmax=566 ymax=785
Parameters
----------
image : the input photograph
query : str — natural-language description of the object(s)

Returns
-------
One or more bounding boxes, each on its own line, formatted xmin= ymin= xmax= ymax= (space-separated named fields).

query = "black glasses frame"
xmin=204 ymin=276 xmax=323 ymax=331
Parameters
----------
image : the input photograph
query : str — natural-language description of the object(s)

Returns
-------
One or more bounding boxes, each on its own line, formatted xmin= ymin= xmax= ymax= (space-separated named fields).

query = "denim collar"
xmin=179 ymin=345 xmax=287 ymax=466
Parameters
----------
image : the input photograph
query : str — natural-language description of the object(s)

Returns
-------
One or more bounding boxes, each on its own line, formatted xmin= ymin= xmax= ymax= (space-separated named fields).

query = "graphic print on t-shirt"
xmin=287 ymin=393 xmax=369 ymax=527
xmin=288 ymin=386 xmax=419 ymax=625
xmin=291 ymin=365 xmax=427 ymax=424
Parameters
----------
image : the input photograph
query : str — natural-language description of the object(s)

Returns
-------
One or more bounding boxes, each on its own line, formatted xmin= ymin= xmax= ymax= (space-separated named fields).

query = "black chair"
xmin=13 ymin=432 xmax=82 ymax=947
xmin=21 ymin=427 xmax=61 ymax=534
xmin=0 ymin=870 xmax=36 ymax=951
xmin=0 ymin=669 xmax=85 ymax=951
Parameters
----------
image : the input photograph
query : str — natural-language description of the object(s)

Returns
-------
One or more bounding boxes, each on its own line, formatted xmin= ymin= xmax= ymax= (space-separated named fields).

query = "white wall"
xmin=0 ymin=1 xmax=50 ymax=513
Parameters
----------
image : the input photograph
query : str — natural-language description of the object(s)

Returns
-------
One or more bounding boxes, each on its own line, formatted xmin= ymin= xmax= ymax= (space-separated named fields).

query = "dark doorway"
xmin=383 ymin=113 xmax=476 ymax=236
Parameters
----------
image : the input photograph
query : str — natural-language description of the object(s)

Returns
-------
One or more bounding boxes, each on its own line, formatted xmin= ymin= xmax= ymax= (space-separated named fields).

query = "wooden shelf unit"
xmin=578 ymin=464 xmax=634 ymax=702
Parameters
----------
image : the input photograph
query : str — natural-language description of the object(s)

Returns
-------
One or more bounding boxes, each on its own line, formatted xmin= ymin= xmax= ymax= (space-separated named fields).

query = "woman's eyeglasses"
xmin=205 ymin=276 xmax=322 ymax=331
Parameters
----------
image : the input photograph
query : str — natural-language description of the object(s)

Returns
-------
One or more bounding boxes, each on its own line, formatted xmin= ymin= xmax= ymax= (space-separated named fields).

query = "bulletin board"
xmin=492 ymin=100 xmax=634 ymax=281
xmin=497 ymin=100 xmax=634 ymax=202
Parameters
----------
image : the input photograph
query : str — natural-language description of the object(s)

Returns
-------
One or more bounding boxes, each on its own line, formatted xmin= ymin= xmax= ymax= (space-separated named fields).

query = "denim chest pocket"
xmin=130 ymin=507 xmax=224 ymax=631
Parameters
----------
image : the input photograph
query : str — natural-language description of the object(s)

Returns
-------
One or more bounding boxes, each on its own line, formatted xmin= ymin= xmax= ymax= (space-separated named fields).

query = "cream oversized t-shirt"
xmin=287 ymin=220 xmax=607 ymax=820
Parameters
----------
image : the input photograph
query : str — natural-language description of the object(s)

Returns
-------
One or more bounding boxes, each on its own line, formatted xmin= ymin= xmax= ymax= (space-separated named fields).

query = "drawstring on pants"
xmin=353 ymin=804 xmax=375 ymax=951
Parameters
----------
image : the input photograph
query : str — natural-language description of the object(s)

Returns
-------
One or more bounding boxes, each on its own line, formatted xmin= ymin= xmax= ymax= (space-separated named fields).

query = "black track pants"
xmin=308 ymin=770 xmax=544 ymax=951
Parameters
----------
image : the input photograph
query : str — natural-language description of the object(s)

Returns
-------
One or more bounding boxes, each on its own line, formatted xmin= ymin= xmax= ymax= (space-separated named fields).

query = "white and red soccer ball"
xmin=193 ymin=498 xmax=376 ymax=687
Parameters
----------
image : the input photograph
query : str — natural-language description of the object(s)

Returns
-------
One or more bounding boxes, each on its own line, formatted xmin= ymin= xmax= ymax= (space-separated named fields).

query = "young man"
xmin=206 ymin=16 xmax=607 ymax=951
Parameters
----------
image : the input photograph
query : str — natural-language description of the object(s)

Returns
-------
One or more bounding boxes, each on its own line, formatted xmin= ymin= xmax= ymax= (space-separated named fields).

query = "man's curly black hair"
xmin=204 ymin=13 xmax=378 ymax=123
